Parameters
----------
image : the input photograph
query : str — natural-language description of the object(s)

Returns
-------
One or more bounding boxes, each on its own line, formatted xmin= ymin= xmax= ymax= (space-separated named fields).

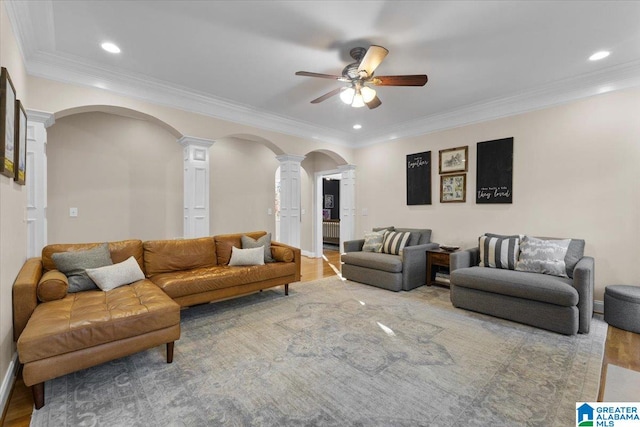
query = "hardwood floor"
xmin=2 ymin=249 xmax=638 ymax=425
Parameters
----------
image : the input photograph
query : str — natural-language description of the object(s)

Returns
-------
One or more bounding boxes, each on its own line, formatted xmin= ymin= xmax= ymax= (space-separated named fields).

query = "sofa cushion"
xmin=362 ymin=230 xmax=385 ymax=252
xmin=144 ymin=237 xmax=217 ymax=276
xmin=86 ymin=256 xmax=146 ymax=291
xmin=52 ymin=243 xmax=113 ymax=293
xmin=341 ymin=251 xmax=403 ymax=273
xmin=214 ymin=231 xmax=267 ymax=265
xmin=150 ymin=263 xmax=297 ymax=299
xmin=271 ymin=246 xmax=294 ymax=262
xmin=395 ymin=228 xmax=432 ymax=246
xmin=241 ymin=233 xmax=275 ymax=263
xmin=479 ymin=234 xmax=520 ymax=270
xmin=43 ymin=240 xmax=144 ymax=273
xmin=37 ymin=270 xmax=68 ymax=302
xmin=229 ymin=246 xmax=265 ymax=266
xmin=381 ymin=231 xmax=411 ymax=255
xmin=516 ymin=236 xmax=571 ymax=278
xmin=17 ymin=280 xmax=180 ymax=364
xmin=451 ymin=266 xmax=578 ymax=306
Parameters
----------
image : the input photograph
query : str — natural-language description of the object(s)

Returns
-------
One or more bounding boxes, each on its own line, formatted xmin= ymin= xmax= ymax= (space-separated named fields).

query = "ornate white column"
xmin=338 ymin=164 xmax=356 ymax=246
xmin=178 ymin=136 xmax=214 ymax=238
xmin=276 ymin=154 xmax=305 ymax=247
xmin=25 ymin=110 xmax=54 ymax=258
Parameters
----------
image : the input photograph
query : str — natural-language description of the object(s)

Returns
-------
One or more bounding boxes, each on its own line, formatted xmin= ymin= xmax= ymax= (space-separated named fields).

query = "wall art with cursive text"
xmin=406 ymin=151 xmax=431 ymax=205
xmin=476 ymin=137 xmax=513 ymax=204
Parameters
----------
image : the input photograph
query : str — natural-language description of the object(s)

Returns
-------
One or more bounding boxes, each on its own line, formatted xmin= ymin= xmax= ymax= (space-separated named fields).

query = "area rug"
xmin=31 ymin=277 xmax=606 ymax=426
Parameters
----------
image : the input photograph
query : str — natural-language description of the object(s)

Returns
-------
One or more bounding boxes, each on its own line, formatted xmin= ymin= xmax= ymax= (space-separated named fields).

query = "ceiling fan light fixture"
xmin=360 ymin=86 xmax=376 ymax=103
xmin=351 ymin=92 xmax=365 ymax=108
xmin=340 ymin=87 xmax=355 ymax=105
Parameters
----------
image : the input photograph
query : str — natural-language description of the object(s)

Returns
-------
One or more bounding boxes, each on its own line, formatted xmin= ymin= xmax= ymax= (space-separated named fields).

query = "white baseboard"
xmin=594 ymin=299 xmax=604 ymax=314
xmin=0 ymin=352 xmax=19 ymax=418
xmin=301 ymin=250 xmax=319 ymax=258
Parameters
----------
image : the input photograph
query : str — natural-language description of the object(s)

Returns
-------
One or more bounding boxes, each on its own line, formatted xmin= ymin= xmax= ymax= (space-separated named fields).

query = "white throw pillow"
xmin=86 ymin=256 xmax=145 ymax=291
xmin=228 ymin=246 xmax=265 ymax=266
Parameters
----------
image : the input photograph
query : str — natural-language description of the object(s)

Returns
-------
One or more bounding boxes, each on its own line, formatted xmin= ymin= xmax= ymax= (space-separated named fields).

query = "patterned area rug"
xmin=31 ymin=277 xmax=606 ymax=426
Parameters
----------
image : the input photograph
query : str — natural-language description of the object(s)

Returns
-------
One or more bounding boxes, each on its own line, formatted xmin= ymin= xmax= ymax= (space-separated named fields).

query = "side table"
xmin=426 ymin=248 xmax=458 ymax=287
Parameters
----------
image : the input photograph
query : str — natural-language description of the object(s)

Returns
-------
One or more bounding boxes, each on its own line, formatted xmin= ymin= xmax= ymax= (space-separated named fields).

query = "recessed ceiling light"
xmin=589 ymin=51 xmax=610 ymax=61
xmin=353 ymin=124 xmax=362 ymax=130
xmin=101 ymin=42 xmax=121 ymax=54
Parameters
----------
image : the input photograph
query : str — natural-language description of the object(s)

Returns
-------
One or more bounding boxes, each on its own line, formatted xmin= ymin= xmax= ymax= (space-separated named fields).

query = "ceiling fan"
xmin=295 ymin=45 xmax=428 ymax=109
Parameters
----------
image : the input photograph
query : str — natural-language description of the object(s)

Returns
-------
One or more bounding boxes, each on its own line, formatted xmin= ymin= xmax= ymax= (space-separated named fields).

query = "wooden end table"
xmin=426 ymin=248 xmax=458 ymax=287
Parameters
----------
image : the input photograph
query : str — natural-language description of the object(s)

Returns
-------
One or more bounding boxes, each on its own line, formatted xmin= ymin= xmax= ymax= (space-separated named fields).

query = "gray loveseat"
xmin=342 ymin=227 xmax=438 ymax=291
xmin=449 ymin=236 xmax=594 ymax=335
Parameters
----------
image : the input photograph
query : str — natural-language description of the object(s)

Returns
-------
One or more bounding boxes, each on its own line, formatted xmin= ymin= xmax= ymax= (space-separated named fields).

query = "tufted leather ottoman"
xmin=17 ymin=280 xmax=180 ymax=409
xmin=604 ymin=285 xmax=640 ymax=333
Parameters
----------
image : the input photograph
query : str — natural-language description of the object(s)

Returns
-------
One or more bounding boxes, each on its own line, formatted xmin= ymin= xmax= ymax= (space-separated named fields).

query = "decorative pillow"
xmin=51 ymin=243 xmax=113 ymax=292
xmin=271 ymin=246 xmax=294 ymax=263
xmin=479 ymin=234 xmax=521 ymax=270
xmin=37 ymin=270 xmax=69 ymax=302
xmin=515 ymin=236 xmax=571 ymax=278
xmin=381 ymin=231 xmax=411 ymax=255
xmin=362 ymin=230 xmax=386 ymax=252
xmin=228 ymin=246 xmax=265 ymax=266
xmin=241 ymin=233 xmax=275 ymax=263
xmin=86 ymin=256 xmax=146 ymax=291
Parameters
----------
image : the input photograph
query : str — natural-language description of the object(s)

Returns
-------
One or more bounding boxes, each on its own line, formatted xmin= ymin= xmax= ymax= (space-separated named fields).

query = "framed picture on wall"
xmin=324 ymin=194 xmax=334 ymax=209
xmin=0 ymin=67 xmax=17 ymax=178
xmin=440 ymin=173 xmax=466 ymax=203
xmin=439 ymin=146 xmax=468 ymax=174
xmin=14 ymin=100 xmax=27 ymax=185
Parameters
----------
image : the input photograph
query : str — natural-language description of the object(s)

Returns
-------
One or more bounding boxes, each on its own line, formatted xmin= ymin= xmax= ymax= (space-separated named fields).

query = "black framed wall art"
xmin=476 ymin=137 xmax=513 ymax=204
xmin=406 ymin=151 xmax=431 ymax=205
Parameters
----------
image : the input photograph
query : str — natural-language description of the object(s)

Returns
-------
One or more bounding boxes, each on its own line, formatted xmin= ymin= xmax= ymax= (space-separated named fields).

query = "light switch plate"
xmin=69 ymin=207 xmax=78 ymax=217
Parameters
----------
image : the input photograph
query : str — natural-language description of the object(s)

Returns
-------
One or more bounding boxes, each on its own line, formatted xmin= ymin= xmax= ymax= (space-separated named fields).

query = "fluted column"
xmin=25 ymin=110 xmax=55 ymax=258
xmin=338 ymin=164 xmax=356 ymax=246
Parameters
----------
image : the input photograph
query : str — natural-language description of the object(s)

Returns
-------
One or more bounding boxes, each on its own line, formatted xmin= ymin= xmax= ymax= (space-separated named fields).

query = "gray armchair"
xmin=341 ymin=228 xmax=438 ymax=291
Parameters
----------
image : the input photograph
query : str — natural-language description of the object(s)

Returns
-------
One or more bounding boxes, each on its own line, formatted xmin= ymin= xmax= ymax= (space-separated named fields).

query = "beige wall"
xmin=210 ymin=137 xmax=280 ymax=236
xmin=0 ymin=0 xmax=29 ymax=407
xmin=47 ymin=112 xmax=183 ymax=242
xmin=354 ymin=88 xmax=640 ymax=300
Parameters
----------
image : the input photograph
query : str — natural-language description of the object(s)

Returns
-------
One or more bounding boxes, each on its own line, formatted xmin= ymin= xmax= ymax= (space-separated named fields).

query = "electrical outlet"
xmin=69 ymin=207 xmax=78 ymax=217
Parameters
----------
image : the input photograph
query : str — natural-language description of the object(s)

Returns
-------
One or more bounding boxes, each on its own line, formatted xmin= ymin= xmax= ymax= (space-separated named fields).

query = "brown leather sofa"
xmin=13 ymin=231 xmax=301 ymax=409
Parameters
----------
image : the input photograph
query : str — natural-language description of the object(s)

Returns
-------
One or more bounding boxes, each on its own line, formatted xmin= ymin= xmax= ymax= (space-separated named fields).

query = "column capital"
xmin=178 ymin=135 xmax=215 ymax=148
xmin=338 ymin=164 xmax=356 ymax=172
xmin=26 ymin=110 xmax=55 ymax=128
xmin=276 ymin=154 xmax=306 ymax=164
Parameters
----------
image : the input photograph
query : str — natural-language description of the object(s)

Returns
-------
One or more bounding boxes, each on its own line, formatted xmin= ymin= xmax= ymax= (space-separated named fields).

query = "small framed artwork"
xmin=0 ymin=67 xmax=17 ymax=178
xmin=322 ymin=209 xmax=331 ymax=220
xmin=440 ymin=173 xmax=466 ymax=203
xmin=14 ymin=100 xmax=26 ymax=185
xmin=439 ymin=145 xmax=468 ymax=174
xmin=324 ymin=194 xmax=334 ymax=209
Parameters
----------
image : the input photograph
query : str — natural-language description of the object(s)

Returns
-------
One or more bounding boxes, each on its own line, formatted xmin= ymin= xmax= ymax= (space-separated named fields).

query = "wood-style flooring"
xmin=2 ymin=250 xmax=638 ymax=425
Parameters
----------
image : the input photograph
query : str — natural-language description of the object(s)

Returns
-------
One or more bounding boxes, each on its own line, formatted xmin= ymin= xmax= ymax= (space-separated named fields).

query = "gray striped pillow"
xmin=479 ymin=234 xmax=520 ymax=269
xmin=381 ymin=231 xmax=411 ymax=255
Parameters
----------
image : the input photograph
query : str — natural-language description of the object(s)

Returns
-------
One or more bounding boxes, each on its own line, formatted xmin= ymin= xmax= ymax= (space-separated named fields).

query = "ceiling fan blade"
xmin=296 ymin=71 xmax=344 ymax=80
xmin=357 ymin=45 xmax=389 ymax=76
xmin=366 ymin=95 xmax=382 ymax=109
xmin=310 ymin=87 xmax=343 ymax=104
xmin=372 ymin=75 xmax=428 ymax=86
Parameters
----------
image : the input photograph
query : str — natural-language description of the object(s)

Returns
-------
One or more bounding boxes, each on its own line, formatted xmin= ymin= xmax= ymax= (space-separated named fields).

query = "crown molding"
xmin=353 ymin=59 xmax=640 ymax=147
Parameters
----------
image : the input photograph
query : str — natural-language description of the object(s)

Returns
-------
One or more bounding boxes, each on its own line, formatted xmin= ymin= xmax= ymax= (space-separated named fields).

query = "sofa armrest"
xmin=343 ymin=239 xmax=365 ymax=253
xmin=450 ymin=247 xmax=480 ymax=272
xmin=13 ymin=258 xmax=43 ymax=342
xmin=572 ymin=256 xmax=594 ymax=334
xmin=401 ymin=243 xmax=439 ymax=290
xmin=271 ymin=241 xmax=301 ymax=282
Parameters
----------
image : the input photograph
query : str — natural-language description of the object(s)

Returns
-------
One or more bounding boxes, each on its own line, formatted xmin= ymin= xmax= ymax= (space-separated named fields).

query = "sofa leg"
xmin=285 ymin=284 xmax=289 ymax=296
xmin=32 ymin=382 xmax=44 ymax=409
xmin=166 ymin=342 xmax=174 ymax=363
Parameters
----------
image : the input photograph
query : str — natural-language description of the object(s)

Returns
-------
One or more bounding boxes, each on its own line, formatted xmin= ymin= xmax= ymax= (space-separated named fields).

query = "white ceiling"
xmin=6 ymin=0 xmax=640 ymax=147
